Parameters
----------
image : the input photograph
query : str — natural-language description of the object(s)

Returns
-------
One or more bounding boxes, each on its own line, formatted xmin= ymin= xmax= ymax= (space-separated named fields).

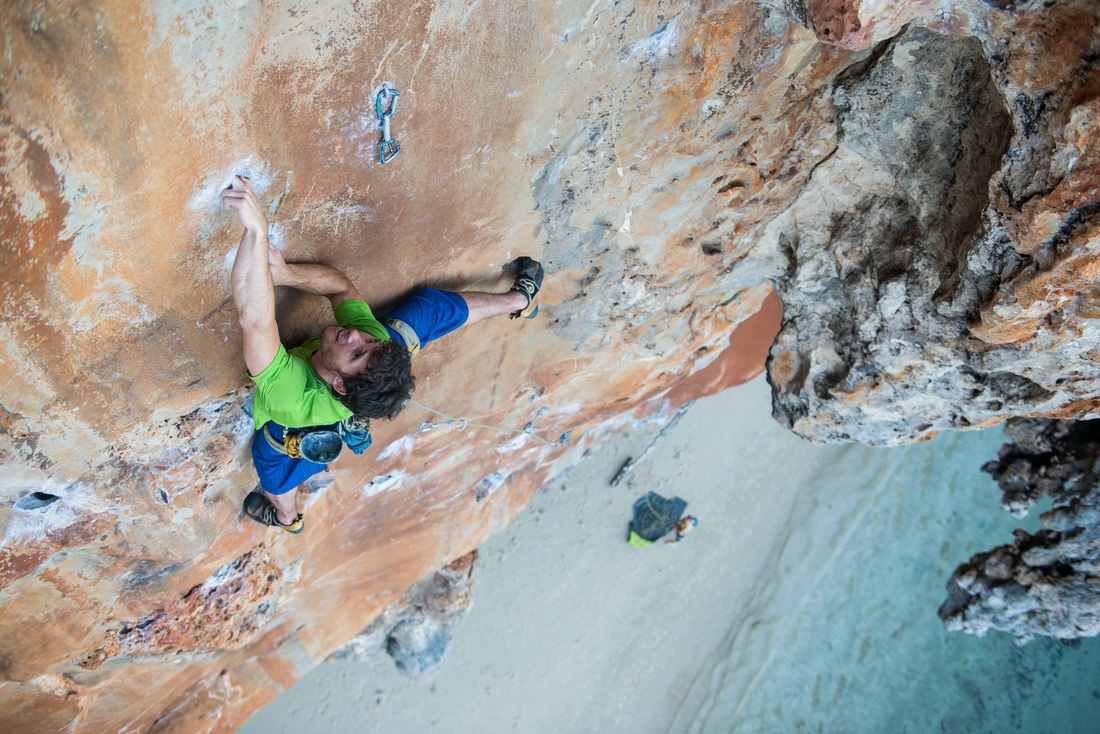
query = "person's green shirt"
xmin=249 ymin=300 xmax=390 ymax=430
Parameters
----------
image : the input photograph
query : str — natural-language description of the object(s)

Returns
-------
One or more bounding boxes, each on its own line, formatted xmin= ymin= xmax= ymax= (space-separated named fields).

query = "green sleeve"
xmin=251 ymin=344 xmax=310 ymax=415
xmin=333 ymin=299 xmax=391 ymax=342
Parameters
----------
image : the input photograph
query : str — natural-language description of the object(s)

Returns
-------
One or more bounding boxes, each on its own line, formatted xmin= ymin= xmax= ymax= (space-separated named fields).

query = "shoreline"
xmin=242 ymin=376 xmax=1100 ymax=733
xmin=242 ymin=376 xmax=867 ymax=732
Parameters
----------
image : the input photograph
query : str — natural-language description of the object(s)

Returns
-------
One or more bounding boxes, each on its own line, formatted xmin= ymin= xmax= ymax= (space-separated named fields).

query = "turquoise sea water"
xmin=674 ymin=402 xmax=1100 ymax=734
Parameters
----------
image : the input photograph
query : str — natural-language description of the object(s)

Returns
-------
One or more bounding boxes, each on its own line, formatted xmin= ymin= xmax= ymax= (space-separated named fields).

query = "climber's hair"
xmin=335 ymin=339 xmax=415 ymax=420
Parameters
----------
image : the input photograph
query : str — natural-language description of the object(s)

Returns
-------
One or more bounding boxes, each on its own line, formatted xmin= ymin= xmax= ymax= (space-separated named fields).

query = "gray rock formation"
xmin=329 ymin=551 xmax=478 ymax=676
xmin=761 ymin=16 xmax=1100 ymax=445
xmin=385 ymin=614 xmax=453 ymax=677
xmin=939 ymin=418 xmax=1100 ymax=643
xmin=767 ymin=27 xmax=1029 ymax=444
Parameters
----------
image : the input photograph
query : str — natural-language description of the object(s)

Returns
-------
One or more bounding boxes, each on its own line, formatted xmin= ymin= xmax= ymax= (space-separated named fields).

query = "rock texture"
xmin=0 ymin=0 xmax=1097 ymax=729
xmin=78 ymin=546 xmax=284 ymax=671
xmin=329 ymin=551 xmax=478 ymax=677
xmin=940 ymin=418 xmax=1100 ymax=643
xmin=764 ymin=12 xmax=1100 ymax=444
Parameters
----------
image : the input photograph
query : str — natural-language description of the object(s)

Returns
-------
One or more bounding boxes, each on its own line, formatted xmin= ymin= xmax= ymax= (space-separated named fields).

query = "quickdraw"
xmin=376 ymin=84 xmax=401 ymax=164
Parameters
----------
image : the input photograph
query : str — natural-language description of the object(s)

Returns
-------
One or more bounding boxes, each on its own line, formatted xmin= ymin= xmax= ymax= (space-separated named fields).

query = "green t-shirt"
xmin=250 ymin=299 xmax=391 ymax=430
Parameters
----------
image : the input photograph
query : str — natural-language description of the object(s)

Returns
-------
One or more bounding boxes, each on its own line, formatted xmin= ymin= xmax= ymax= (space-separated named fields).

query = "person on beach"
xmin=665 ymin=515 xmax=698 ymax=545
xmin=222 ymin=175 xmax=544 ymax=533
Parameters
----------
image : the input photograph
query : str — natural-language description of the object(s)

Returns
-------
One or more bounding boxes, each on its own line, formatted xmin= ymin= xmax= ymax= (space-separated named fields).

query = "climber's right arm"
xmin=223 ymin=176 xmax=281 ymax=377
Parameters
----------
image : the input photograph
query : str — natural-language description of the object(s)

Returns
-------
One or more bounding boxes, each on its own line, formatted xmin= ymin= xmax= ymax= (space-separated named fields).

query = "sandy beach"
xmin=241 ymin=375 xmax=1100 ymax=733
xmin=242 ymin=376 xmax=861 ymax=732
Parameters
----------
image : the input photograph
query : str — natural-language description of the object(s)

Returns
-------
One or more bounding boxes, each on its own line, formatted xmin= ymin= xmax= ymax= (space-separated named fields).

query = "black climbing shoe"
xmin=243 ymin=492 xmax=305 ymax=534
xmin=509 ymin=256 xmax=544 ymax=320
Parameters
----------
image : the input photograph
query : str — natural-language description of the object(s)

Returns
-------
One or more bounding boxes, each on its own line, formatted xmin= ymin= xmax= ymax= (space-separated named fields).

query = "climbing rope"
xmin=283 ymin=432 xmax=304 ymax=459
xmin=408 ymin=398 xmax=571 ymax=448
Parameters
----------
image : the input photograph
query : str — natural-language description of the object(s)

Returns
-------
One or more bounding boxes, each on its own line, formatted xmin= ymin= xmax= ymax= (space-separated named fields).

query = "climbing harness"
xmin=386 ymin=318 xmax=421 ymax=356
xmin=410 ymin=399 xmax=571 ymax=448
xmin=376 ymin=84 xmax=401 ymax=164
xmin=263 ymin=416 xmax=373 ymax=464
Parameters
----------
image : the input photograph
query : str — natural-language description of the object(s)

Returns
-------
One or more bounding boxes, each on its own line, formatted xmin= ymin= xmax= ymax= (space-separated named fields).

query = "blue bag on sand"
xmin=629 ymin=492 xmax=688 ymax=543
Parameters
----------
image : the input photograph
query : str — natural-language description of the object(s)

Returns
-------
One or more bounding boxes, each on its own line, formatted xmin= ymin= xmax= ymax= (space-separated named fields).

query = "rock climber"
xmin=665 ymin=515 xmax=698 ymax=545
xmin=221 ymin=175 xmax=544 ymax=533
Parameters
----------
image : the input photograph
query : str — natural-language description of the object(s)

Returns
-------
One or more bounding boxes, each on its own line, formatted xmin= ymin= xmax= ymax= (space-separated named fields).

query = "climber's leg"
xmin=458 ymin=290 xmax=529 ymax=326
xmin=381 ymin=258 xmax=545 ymax=348
xmin=246 ymin=423 xmax=324 ymax=533
xmin=462 ymin=256 xmax=544 ymax=323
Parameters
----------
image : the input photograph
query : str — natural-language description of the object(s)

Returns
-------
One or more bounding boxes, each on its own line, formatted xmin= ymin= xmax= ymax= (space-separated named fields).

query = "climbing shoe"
xmin=243 ymin=492 xmax=305 ymax=534
xmin=509 ymin=256 xmax=544 ymax=320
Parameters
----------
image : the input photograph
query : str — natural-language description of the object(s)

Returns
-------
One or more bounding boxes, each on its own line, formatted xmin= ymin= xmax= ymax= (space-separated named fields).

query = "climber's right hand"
xmin=221 ymin=176 xmax=267 ymax=235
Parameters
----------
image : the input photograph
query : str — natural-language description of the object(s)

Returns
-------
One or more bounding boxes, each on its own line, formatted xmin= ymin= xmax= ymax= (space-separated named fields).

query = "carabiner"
xmin=379 ymin=139 xmax=400 ymax=164
xmin=376 ymin=84 xmax=398 ymax=116
xmin=376 ymin=85 xmax=401 ymax=164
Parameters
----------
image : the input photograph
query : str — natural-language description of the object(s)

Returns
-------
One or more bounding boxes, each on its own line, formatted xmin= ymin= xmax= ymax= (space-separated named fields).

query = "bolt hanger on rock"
xmin=376 ymin=84 xmax=401 ymax=164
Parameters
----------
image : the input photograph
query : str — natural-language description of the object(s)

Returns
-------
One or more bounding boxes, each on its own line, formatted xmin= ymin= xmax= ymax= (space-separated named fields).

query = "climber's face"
xmin=319 ymin=326 xmax=380 ymax=377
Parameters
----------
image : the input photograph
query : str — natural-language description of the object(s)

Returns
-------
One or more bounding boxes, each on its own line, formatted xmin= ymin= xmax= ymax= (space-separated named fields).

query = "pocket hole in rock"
xmin=16 ymin=492 xmax=60 ymax=510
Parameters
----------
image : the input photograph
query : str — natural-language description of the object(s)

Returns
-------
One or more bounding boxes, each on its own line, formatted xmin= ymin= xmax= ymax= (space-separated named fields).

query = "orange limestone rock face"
xmin=1 ymin=0 xmax=1098 ymax=730
xmin=77 ymin=546 xmax=283 ymax=671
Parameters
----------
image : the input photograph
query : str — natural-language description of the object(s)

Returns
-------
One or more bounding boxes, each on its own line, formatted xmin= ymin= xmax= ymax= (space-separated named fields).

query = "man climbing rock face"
xmin=222 ymin=176 xmax=544 ymax=533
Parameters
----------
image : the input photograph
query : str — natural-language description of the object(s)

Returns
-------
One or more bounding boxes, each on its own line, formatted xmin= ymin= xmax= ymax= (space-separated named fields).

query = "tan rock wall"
xmin=1 ymin=0 xmax=1097 ymax=729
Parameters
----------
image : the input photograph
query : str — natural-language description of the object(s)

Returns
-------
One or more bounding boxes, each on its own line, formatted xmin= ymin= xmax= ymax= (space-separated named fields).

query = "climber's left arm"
xmin=267 ymin=248 xmax=362 ymax=309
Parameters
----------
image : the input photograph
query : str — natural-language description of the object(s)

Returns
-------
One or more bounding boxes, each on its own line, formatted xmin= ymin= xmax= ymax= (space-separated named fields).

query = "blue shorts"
xmin=382 ymin=288 xmax=469 ymax=348
xmin=252 ymin=289 xmax=468 ymax=496
xmin=252 ymin=422 xmax=328 ymax=496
